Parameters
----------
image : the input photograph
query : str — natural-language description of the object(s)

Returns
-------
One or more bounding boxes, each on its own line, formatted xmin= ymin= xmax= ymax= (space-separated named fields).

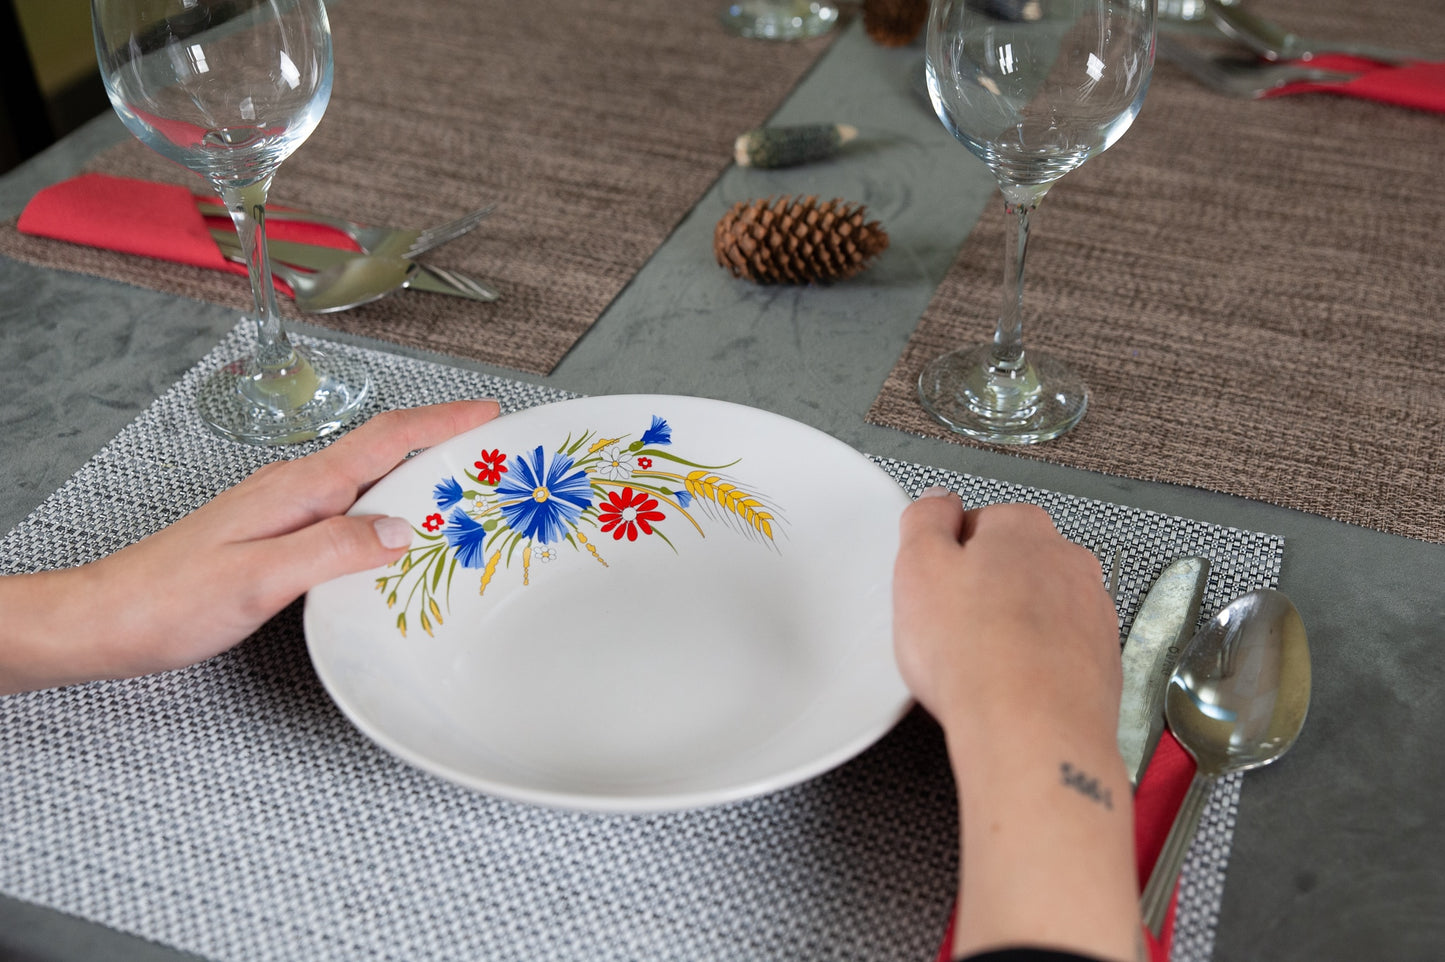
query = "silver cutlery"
xmin=1156 ymin=33 xmax=1361 ymax=98
xmin=197 ymin=198 xmax=496 ymax=259
xmin=1202 ymin=0 xmax=1426 ymax=66
xmin=1116 ymin=557 xmax=1211 ymax=789
xmin=220 ymin=248 xmax=420 ymax=313
xmin=1104 ymin=546 xmax=1124 ymax=599
xmin=1157 ymin=0 xmax=1215 ymax=23
xmin=1139 ymin=589 xmax=1311 ymax=936
xmin=212 ymin=229 xmax=501 ymax=303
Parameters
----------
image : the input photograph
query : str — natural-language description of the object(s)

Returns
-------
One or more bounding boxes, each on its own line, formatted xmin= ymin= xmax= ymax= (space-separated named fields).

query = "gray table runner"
xmin=0 ymin=327 xmax=1283 ymax=961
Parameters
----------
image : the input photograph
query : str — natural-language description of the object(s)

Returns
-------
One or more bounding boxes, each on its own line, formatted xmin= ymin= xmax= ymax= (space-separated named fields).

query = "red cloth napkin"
xmin=933 ymin=733 xmax=1197 ymax=962
xmin=1133 ymin=732 xmax=1195 ymax=961
xmin=15 ymin=172 xmax=362 ymax=293
xmin=1265 ymin=55 xmax=1445 ymax=112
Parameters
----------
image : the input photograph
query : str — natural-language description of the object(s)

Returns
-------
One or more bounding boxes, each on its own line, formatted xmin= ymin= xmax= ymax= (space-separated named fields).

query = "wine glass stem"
xmin=216 ymin=177 xmax=299 ymax=375
xmin=994 ymin=185 xmax=1049 ymax=372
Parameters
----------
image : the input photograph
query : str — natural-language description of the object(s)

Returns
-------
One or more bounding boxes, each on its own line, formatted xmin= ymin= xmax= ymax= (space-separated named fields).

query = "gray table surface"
xmin=2 ymin=23 xmax=1442 ymax=962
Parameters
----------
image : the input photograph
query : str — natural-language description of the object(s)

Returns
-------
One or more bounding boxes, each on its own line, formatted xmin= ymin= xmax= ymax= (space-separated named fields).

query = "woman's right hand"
xmin=893 ymin=492 xmax=1122 ymax=741
xmin=892 ymin=491 xmax=1140 ymax=962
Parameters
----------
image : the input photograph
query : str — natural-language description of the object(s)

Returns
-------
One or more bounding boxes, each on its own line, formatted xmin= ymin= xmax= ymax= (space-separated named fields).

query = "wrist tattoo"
xmin=1060 ymin=761 xmax=1114 ymax=810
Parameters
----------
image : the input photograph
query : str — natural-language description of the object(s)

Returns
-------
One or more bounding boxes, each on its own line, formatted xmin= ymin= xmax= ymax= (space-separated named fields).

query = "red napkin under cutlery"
xmin=16 ymin=172 xmax=362 ymax=294
xmin=1132 ymin=732 xmax=1196 ymax=962
xmin=934 ymin=732 xmax=1196 ymax=962
xmin=1266 ymin=55 xmax=1445 ymax=112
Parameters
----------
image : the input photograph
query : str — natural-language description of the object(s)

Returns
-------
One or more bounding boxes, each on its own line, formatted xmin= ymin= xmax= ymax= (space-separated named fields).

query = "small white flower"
xmin=536 ymin=546 xmax=558 ymax=564
xmin=593 ymin=444 xmax=634 ymax=481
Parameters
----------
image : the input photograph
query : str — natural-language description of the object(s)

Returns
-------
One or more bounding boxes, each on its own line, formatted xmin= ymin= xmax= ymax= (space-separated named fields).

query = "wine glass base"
xmin=917 ymin=343 xmax=1088 ymax=445
xmin=195 ymin=344 xmax=371 ymax=446
xmin=719 ymin=1 xmax=838 ymax=40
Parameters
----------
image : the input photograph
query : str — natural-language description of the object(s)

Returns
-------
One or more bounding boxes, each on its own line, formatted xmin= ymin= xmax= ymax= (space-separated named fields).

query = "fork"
xmin=196 ymin=198 xmax=496 ymax=259
xmin=1156 ymin=33 xmax=1362 ymax=98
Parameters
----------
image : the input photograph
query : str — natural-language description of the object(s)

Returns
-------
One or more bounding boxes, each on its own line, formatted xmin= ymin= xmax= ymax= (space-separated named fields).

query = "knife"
xmin=1116 ymin=556 xmax=1210 ymax=788
xmin=209 ymin=230 xmax=499 ymax=302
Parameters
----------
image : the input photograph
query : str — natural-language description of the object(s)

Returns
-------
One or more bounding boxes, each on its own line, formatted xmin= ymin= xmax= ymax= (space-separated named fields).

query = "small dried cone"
xmin=863 ymin=0 xmax=928 ymax=47
xmin=714 ymin=195 xmax=889 ymax=285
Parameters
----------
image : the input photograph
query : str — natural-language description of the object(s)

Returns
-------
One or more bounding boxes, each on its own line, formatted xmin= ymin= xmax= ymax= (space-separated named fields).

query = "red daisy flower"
xmin=598 ymin=487 xmax=665 ymax=542
xmin=422 ymin=512 xmax=445 ymax=533
xmin=474 ymin=448 xmax=509 ymax=486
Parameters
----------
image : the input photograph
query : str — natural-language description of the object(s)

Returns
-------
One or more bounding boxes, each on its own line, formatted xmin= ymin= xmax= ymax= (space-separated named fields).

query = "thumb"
xmin=898 ymin=485 xmax=967 ymax=553
xmin=894 ymin=487 xmax=969 ymax=601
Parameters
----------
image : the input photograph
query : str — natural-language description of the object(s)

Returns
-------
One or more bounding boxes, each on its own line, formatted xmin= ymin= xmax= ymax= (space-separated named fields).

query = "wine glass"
xmin=92 ymin=0 xmax=369 ymax=445
xmin=920 ymin=0 xmax=1154 ymax=444
xmin=719 ymin=1 xmax=839 ymax=40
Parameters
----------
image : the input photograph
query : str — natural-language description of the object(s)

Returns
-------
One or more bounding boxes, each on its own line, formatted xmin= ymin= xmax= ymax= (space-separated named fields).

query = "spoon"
xmin=1156 ymin=34 xmax=1361 ymax=99
xmin=1139 ymin=588 xmax=1311 ymax=936
xmin=1203 ymin=0 xmax=1424 ymax=65
xmin=221 ymin=248 xmax=419 ymax=313
xmin=274 ymin=256 xmax=419 ymax=313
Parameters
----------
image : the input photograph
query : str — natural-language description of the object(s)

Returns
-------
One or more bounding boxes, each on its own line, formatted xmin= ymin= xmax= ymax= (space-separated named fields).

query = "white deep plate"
xmin=304 ymin=395 xmax=912 ymax=812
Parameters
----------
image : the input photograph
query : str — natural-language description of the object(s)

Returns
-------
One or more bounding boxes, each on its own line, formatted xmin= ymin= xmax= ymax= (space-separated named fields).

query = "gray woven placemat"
xmin=0 ymin=325 xmax=1282 ymax=962
xmin=867 ymin=0 xmax=1445 ymax=544
xmin=0 ymin=0 xmax=834 ymax=376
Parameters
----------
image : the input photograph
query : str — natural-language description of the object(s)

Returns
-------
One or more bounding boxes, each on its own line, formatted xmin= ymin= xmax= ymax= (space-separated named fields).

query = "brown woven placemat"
xmin=0 ymin=0 xmax=834 ymax=375
xmin=867 ymin=0 xmax=1445 ymax=543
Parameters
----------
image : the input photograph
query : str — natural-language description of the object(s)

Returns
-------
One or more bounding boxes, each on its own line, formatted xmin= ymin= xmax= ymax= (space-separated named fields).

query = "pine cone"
xmin=863 ymin=0 xmax=928 ymax=47
xmin=713 ymin=196 xmax=889 ymax=285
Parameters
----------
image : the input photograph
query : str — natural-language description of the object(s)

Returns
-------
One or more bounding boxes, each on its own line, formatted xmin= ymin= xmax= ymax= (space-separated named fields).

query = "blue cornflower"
xmin=433 ymin=476 xmax=465 ymax=510
xmin=640 ymin=416 xmax=672 ymax=447
xmin=443 ymin=510 xmax=488 ymax=568
xmin=494 ymin=446 xmax=592 ymax=544
xmin=664 ymin=487 xmax=693 ymax=508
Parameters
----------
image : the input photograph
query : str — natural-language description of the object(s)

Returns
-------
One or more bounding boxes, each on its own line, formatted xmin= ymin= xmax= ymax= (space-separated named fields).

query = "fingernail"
xmin=374 ymin=516 xmax=414 ymax=550
xmin=918 ymin=485 xmax=955 ymax=499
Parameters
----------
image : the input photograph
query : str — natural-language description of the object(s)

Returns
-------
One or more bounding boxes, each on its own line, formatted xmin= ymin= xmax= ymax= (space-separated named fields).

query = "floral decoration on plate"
xmin=376 ymin=415 xmax=786 ymax=636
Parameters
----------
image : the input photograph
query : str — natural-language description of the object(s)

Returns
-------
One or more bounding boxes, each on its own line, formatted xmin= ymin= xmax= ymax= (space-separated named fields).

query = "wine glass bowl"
xmin=92 ymin=0 xmax=368 ymax=445
xmin=95 ymin=0 xmax=332 ymax=187
xmin=919 ymin=0 xmax=1154 ymax=444
xmin=719 ymin=1 xmax=840 ymax=40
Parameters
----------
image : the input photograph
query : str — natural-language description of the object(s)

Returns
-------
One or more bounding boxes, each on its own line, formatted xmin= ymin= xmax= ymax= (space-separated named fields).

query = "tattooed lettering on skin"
xmin=1060 ymin=762 xmax=1114 ymax=810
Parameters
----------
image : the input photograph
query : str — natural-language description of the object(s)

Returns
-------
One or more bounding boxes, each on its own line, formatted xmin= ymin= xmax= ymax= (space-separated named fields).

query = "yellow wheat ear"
xmin=587 ymin=436 xmax=624 ymax=454
xmin=684 ymin=470 xmax=776 ymax=541
xmin=478 ymin=550 xmax=502 ymax=596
